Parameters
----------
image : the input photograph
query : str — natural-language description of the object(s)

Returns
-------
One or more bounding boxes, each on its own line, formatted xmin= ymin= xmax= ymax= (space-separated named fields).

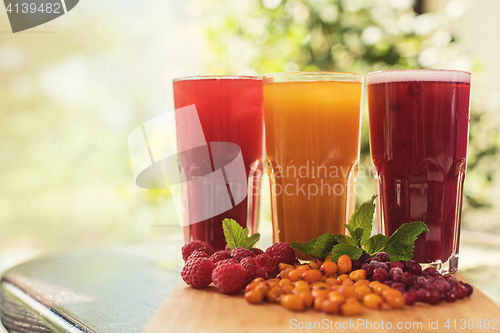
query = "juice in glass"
xmin=173 ymin=76 xmax=264 ymax=251
xmin=367 ymin=69 xmax=471 ymax=272
xmin=263 ymin=72 xmax=363 ymax=256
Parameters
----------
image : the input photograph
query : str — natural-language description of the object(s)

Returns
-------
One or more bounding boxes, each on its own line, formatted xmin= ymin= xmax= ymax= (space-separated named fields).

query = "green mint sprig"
xmin=222 ymin=218 xmax=260 ymax=250
xmin=291 ymin=195 xmax=429 ymax=262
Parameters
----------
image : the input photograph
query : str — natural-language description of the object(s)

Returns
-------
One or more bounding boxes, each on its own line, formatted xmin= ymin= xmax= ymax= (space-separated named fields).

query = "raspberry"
xmin=182 ymin=241 xmax=215 ymax=261
xmin=212 ymin=263 xmax=247 ymax=294
xmin=265 ymin=242 xmax=295 ymax=265
xmin=250 ymin=248 xmax=264 ymax=256
xmin=186 ymin=250 xmax=210 ymax=262
xmin=215 ymin=258 xmax=239 ymax=268
xmin=181 ymin=258 xmax=214 ymax=288
xmin=240 ymin=257 xmax=267 ymax=283
xmin=210 ymin=250 xmax=231 ymax=264
xmin=254 ymin=254 xmax=279 ymax=278
xmin=230 ymin=247 xmax=255 ymax=262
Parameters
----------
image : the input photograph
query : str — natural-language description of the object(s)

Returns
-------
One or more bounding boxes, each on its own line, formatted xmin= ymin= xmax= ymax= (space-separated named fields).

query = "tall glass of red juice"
xmin=367 ymin=69 xmax=471 ymax=273
xmin=173 ymin=76 xmax=264 ymax=251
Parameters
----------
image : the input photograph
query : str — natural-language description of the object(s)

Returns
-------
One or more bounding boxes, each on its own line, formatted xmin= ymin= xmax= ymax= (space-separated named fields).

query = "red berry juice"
xmin=367 ymin=70 xmax=471 ymax=271
xmin=173 ymin=76 xmax=264 ymax=251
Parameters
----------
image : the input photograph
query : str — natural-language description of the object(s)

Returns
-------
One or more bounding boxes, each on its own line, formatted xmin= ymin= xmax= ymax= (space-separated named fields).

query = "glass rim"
xmin=367 ymin=69 xmax=471 ymax=84
xmin=262 ymin=71 xmax=364 ymax=83
xmin=173 ymin=75 xmax=261 ymax=82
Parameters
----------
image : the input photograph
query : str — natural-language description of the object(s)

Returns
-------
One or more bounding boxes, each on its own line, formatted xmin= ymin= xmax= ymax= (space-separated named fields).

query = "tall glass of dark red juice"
xmin=367 ymin=69 xmax=471 ymax=273
xmin=173 ymin=76 xmax=264 ymax=251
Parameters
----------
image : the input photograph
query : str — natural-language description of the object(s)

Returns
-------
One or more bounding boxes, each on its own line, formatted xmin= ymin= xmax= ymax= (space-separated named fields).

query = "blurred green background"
xmin=1 ymin=0 xmax=500 ymax=313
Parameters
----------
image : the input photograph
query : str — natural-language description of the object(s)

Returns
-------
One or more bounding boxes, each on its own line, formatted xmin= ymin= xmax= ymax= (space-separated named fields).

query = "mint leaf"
xmin=384 ymin=222 xmax=429 ymax=261
xmin=345 ymin=195 xmax=376 ymax=246
xmin=334 ymin=234 xmax=356 ymax=246
xmin=291 ymin=233 xmax=338 ymax=259
xmin=243 ymin=233 xmax=260 ymax=249
xmin=345 ymin=226 xmax=364 ymax=247
xmin=222 ymin=218 xmax=260 ymax=250
xmin=365 ymin=234 xmax=389 ymax=256
xmin=330 ymin=243 xmax=365 ymax=262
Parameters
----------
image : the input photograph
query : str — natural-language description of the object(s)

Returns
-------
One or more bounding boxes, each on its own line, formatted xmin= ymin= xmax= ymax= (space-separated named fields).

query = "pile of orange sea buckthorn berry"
xmin=244 ymin=253 xmax=472 ymax=314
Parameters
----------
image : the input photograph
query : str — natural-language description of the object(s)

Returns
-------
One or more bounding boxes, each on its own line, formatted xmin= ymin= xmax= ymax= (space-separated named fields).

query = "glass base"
xmin=420 ymin=254 xmax=459 ymax=274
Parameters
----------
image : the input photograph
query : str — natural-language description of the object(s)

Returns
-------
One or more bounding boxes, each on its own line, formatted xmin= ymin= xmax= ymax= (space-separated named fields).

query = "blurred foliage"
xmin=196 ymin=0 xmax=500 ymax=233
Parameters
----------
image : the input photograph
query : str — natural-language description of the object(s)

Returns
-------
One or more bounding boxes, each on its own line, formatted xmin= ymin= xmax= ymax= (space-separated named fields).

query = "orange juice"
xmin=263 ymin=72 xmax=363 ymax=255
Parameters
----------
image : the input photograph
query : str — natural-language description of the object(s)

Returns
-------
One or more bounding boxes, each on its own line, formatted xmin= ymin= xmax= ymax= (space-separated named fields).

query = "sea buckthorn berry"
xmin=337 ymin=274 xmax=350 ymax=283
xmin=279 ymin=278 xmax=292 ymax=287
xmin=330 ymin=284 xmax=340 ymax=292
xmin=349 ymin=269 xmax=367 ymax=281
xmin=297 ymin=291 xmax=314 ymax=308
xmin=252 ymin=277 xmax=265 ymax=284
xmin=329 ymin=292 xmax=346 ymax=304
xmin=293 ymin=285 xmax=311 ymax=295
xmin=324 ymin=254 xmax=332 ymax=262
xmin=344 ymin=296 xmax=358 ymax=304
xmin=369 ymin=281 xmax=382 ymax=289
xmin=309 ymin=259 xmax=322 ymax=270
xmin=354 ymin=285 xmax=372 ymax=301
xmin=311 ymin=282 xmax=329 ymax=289
xmin=314 ymin=293 xmax=329 ymax=311
xmin=296 ymin=264 xmax=310 ymax=270
xmin=281 ymin=284 xmax=294 ymax=294
xmin=267 ymin=281 xmax=279 ymax=289
xmin=268 ymin=278 xmax=280 ymax=284
xmin=303 ymin=269 xmax=323 ymax=283
xmin=373 ymin=283 xmax=390 ymax=295
xmin=288 ymin=269 xmax=304 ymax=281
xmin=321 ymin=299 xmax=342 ymax=314
xmin=342 ymin=279 xmax=354 ymax=286
xmin=311 ymin=288 xmax=329 ymax=299
xmin=255 ymin=281 xmax=270 ymax=297
xmin=354 ymin=280 xmax=370 ymax=288
xmin=363 ymin=293 xmax=384 ymax=310
xmin=338 ymin=285 xmax=357 ymax=298
xmin=279 ymin=263 xmax=295 ymax=271
xmin=325 ymin=278 xmax=340 ymax=286
xmin=278 ymin=267 xmax=294 ymax=279
xmin=245 ymin=282 xmax=257 ymax=293
xmin=280 ymin=294 xmax=304 ymax=311
xmin=294 ymin=280 xmax=310 ymax=288
xmin=382 ymin=288 xmax=403 ymax=300
xmin=337 ymin=255 xmax=352 ymax=274
xmin=320 ymin=261 xmax=338 ymax=275
xmin=245 ymin=289 xmax=263 ymax=304
xmin=341 ymin=301 xmax=362 ymax=315
xmin=267 ymin=286 xmax=282 ymax=303
xmin=385 ymin=293 xmax=405 ymax=308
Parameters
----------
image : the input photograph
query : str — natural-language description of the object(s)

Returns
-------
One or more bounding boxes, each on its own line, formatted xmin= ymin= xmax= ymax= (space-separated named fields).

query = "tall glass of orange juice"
xmin=263 ymin=72 xmax=363 ymax=256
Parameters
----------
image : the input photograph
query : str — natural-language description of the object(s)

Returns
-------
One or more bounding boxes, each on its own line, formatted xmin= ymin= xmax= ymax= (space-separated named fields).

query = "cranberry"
xmin=416 ymin=288 xmax=429 ymax=302
xmin=372 ymin=268 xmax=389 ymax=282
xmin=405 ymin=260 xmax=422 ymax=275
xmin=389 ymin=267 xmax=403 ymax=277
xmin=426 ymin=290 xmax=441 ymax=305
xmin=375 ymin=252 xmax=391 ymax=262
xmin=351 ymin=259 xmax=361 ymax=271
xmin=454 ymin=285 xmax=467 ymax=300
xmin=463 ymin=283 xmax=474 ymax=296
xmin=390 ymin=261 xmax=404 ymax=270
xmin=402 ymin=272 xmax=414 ymax=286
xmin=404 ymin=291 xmax=416 ymax=305
xmin=361 ymin=263 xmax=374 ymax=276
xmin=445 ymin=290 xmax=457 ymax=302
xmin=359 ymin=253 xmax=372 ymax=264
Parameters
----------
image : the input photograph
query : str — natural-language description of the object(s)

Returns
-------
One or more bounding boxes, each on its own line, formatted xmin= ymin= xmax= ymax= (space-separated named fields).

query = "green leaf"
xmin=365 ymin=234 xmax=389 ymax=256
xmin=291 ymin=233 xmax=338 ymax=259
xmin=384 ymin=222 xmax=429 ymax=261
xmin=345 ymin=195 xmax=377 ymax=246
xmin=243 ymin=233 xmax=260 ymax=249
xmin=222 ymin=219 xmax=260 ymax=250
xmin=334 ymin=234 xmax=357 ymax=246
xmin=330 ymin=243 xmax=365 ymax=262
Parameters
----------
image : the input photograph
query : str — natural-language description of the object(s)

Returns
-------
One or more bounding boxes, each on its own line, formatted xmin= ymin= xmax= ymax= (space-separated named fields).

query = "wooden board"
xmin=144 ymin=274 xmax=500 ymax=333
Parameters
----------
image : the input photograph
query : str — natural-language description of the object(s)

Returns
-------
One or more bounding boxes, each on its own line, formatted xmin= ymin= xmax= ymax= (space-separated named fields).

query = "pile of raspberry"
xmin=181 ymin=240 xmax=295 ymax=294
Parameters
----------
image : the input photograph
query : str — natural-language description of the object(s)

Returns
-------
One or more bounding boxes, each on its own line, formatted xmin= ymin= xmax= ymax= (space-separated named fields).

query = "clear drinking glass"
xmin=263 ymin=72 xmax=364 ymax=258
xmin=173 ymin=76 xmax=264 ymax=251
xmin=367 ymin=69 xmax=472 ymax=272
